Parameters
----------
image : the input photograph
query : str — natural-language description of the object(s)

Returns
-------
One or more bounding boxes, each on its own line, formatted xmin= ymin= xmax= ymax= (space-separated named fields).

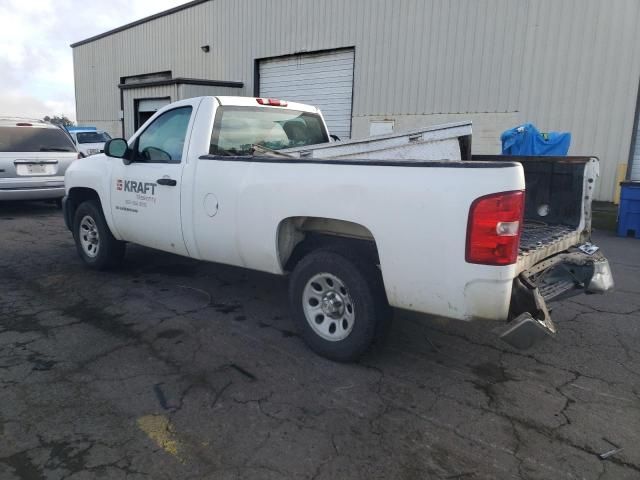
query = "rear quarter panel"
xmin=190 ymin=157 xmax=525 ymax=321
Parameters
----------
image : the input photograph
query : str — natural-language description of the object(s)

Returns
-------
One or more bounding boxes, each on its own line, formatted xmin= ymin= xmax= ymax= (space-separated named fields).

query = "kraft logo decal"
xmin=116 ymin=179 xmax=156 ymax=195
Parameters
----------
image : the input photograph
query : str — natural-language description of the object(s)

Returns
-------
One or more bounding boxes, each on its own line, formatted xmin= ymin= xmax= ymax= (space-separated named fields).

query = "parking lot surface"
xmin=1 ymin=202 xmax=639 ymax=479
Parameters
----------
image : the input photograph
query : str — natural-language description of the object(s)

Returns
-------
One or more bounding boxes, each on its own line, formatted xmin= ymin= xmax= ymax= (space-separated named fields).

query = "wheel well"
xmin=278 ymin=217 xmax=380 ymax=272
xmin=65 ymin=187 xmax=102 ymax=227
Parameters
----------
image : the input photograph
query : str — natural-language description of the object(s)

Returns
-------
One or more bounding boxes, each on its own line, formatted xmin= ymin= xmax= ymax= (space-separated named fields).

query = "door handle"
xmin=157 ymin=178 xmax=177 ymax=186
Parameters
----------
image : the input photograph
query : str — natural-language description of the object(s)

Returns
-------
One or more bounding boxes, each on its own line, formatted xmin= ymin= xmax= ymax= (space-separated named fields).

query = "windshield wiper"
xmin=250 ymin=144 xmax=293 ymax=158
xmin=40 ymin=147 xmax=73 ymax=152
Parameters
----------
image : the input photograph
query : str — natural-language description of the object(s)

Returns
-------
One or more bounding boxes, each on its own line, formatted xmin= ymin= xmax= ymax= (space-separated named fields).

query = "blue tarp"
xmin=501 ymin=123 xmax=571 ymax=156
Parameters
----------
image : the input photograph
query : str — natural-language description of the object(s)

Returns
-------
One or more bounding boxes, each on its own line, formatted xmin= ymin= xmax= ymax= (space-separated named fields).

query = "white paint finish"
xmin=189 ymin=149 xmax=524 ymax=321
xmin=66 ymin=97 xmax=529 ymax=321
xmin=258 ymin=49 xmax=355 ymax=139
xmin=216 ymin=96 xmax=320 ymax=113
xmin=109 ymin=97 xmax=203 ymax=255
xmin=72 ymin=0 xmax=640 ymax=201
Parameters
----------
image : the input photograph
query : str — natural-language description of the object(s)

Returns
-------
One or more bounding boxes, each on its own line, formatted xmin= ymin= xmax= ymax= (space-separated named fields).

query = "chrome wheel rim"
xmin=302 ymin=272 xmax=355 ymax=342
xmin=79 ymin=215 xmax=100 ymax=258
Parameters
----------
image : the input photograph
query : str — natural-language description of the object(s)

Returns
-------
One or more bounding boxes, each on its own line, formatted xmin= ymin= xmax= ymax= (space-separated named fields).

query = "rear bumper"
xmin=0 ymin=186 xmax=65 ymax=201
xmin=498 ymin=249 xmax=614 ymax=349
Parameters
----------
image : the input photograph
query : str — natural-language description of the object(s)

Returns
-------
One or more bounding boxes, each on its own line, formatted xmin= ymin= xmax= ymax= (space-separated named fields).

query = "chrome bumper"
xmin=586 ymin=258 xmax=615 ymax=293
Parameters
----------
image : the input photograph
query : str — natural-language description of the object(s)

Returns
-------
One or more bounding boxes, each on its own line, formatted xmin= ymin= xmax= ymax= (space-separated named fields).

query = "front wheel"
xmin=72 ymin=200 xmax=125 ymax=270
xmin=289 ymin=249 xmax=389 ymax=362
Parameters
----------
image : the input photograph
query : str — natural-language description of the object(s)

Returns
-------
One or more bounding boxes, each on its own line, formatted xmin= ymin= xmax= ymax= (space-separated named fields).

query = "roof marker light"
xmin=256 ymin=98 xmax=288 ymax=107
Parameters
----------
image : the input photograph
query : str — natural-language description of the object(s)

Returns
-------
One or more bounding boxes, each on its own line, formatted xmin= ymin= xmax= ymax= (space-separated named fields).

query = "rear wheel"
xmin=72 ymin=200 xmax=125 ymax=270
xmin=289 ymin=249 xmax=389 ymax=362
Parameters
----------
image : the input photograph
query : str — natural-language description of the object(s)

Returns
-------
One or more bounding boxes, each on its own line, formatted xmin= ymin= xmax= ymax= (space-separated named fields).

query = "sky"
xmin=0 ymin=0 xmax=189 ymax=121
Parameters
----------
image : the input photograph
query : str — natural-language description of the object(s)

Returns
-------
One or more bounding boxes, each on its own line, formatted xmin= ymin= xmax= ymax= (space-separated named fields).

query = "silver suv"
xmin=0 ymin=117 xmax=79 ymax=201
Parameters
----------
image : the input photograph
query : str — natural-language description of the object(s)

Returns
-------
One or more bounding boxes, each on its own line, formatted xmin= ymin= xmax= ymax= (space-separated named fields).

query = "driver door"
xmin=110 ymin=103 xmax=195 ymax=256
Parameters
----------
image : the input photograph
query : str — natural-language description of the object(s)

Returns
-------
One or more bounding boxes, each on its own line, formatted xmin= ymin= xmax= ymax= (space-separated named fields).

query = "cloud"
xmin=0 ymin=0 xmax=189 ymax=122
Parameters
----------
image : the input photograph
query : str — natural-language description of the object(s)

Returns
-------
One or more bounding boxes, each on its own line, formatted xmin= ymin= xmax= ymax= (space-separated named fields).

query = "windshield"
xmin=0 ymin=126 xmax=76 ymax=152
xmin=209 ymin=106 xmax=328 ymax=155
xmin=76 ymin=131 xmax=111 ymax=144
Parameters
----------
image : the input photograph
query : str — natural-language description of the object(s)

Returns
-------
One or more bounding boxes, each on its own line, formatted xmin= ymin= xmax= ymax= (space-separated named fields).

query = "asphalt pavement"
xmin=1 ymin=201 xmax=639 ymax=479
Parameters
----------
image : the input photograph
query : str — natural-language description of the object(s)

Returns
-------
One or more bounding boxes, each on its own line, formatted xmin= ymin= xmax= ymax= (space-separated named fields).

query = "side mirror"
xmin=104 ymin=138 xmax=130 ymax=162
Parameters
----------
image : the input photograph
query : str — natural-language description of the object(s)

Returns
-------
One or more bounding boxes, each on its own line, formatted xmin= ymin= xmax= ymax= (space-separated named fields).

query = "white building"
xmin=71 ymin=0 xmax=640 ymax=202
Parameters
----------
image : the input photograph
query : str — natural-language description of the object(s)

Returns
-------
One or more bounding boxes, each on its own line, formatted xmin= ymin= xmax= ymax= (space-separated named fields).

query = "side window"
xmin=135 ymin=106 xmax=192 ymax=163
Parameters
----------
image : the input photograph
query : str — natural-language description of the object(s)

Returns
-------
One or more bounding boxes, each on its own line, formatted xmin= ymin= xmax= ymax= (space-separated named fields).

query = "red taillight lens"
xmin=256 ymin=98 xmax=288 ymax=107
xmin=466 ymin=190 xmax=524 ymax=266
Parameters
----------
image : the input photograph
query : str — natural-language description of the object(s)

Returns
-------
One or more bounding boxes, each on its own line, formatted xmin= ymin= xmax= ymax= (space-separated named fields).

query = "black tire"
xmin=289 ymin=249 xmax=390 ymax=362
xmin=72 ymin=200 xmax=125 ymax=270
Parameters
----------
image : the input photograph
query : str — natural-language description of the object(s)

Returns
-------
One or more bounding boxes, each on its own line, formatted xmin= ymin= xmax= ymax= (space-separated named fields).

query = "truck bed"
xmin=517 ymin=222 xmax=582 ymax=271
xmin=519 ymin=223 xmax=576 ymax=254
xmin=473 ymin=155 xmax=597 ymax=273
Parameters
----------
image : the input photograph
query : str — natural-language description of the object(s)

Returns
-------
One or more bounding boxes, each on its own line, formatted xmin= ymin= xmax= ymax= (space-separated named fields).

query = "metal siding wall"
xmin=73 ymin=0 xmax=640 ymax=200
xmin=518 ymin=0 xmax=640 ymax=200
xmin=631 ymin=107 xmax=640 ymax=181
xmin=177 ymin=84 xmax=244 ymax=99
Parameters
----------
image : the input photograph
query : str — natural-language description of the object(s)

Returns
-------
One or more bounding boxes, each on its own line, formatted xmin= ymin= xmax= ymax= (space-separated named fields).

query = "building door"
xmin=135 ymin=97 xmax=171 ymax=131
xmin=258 ymin=49 xmax=355 ymax=139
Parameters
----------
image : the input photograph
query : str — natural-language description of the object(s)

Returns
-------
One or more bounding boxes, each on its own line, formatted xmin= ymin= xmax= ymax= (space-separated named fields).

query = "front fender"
xmin=64 ymin=155 xmax=120 ymax=239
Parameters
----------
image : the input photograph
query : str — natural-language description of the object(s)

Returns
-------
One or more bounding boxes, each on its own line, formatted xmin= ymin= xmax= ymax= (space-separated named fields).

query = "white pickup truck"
xmin=63 ymin=96 xmax=613 ymax=361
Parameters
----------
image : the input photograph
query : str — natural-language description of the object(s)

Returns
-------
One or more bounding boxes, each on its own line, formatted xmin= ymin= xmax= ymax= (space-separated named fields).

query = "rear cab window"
xmin=0 ymin=126 xmax=76 ymax=152
xmin=209 ymin=106 xmax=328 ymax=156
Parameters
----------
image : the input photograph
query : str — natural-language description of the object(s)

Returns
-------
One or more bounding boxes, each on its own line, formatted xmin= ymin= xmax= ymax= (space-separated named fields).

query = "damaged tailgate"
xmin=472 ymin=155 xmax=615 ymax=349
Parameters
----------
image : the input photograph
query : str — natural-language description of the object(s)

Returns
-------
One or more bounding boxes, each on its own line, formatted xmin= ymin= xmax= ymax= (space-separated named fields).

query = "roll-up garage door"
xmin=259 ymin=49 xmax=355 ymax=139
xmin=137 ymin=98 xmax=170 ymax=113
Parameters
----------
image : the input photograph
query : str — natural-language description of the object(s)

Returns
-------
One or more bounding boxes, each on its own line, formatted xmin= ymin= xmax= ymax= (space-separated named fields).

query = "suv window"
xmin=76 ymin=131 xmax=111 ymax=144
xmin=135 ymin=107 xmax=192 ymax=163
xmin=0 ymin=126 xmax=76 ymax=152
xmin=210 ymin=106 xmax=328 ymax=155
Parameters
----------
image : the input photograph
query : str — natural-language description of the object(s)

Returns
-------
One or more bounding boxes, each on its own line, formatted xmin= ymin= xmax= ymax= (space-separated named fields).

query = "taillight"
xmin=466 ymin=190 xmax=524 ymax=266
xmin=256 ymin=98 xmax=288 ymax=107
